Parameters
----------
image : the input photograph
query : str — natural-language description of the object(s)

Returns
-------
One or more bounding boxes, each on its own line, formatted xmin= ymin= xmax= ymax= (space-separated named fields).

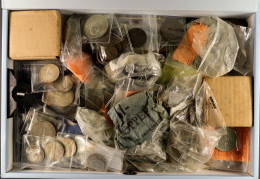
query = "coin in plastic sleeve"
xmin=58 ymin=137 xmax=77 ymax=158
xmin=84 ymin=15 xmax=109 ymax=39
xmin=45 ymin=141 xmax=65 ymax=162
xmin=87 ymin=153 xmax=106 ymax=171
xmin=128 ymin=28 xmax=147 ymax=48
xmin=46 ymin=90 xmax=74 ymax=107
xmin=160 ymin=18 xmax=185 ymax=42
xmin=26 ymin=145 xmax=45 ymax=164
xmin=39 ymin=64 xmax=60 ymax=83
xmin=30 ymin=121 xmax=56 ymax=137
xmin=52 ymin=75 xmax=74 ymax=92
xmin=216 ymin=127 xmax=237 ymax=152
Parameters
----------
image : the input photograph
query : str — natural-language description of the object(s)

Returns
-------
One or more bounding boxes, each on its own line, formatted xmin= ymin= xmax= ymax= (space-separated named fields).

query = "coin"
xmin=87 ymin=153 xmax=106 ymax=171
xmin=53 ymin=91 xmax=74 ymax=107
xmin=52 ymin=75 xmax=74 ymax=92
xmin=160 ymin=18 xmax=185 ymax=42
xmin=26 ymin=145 xmax=45 ymax=164
xmin=216 ymin=127 xmax=237 ymax=152
xmin=104 ymin=46 xmax=118 ymax=61
xmin=45 ymin=141 xmax=64 ymax=162
xmin=39 ymin=64 xmax=60 ymax=83
xmin=30 ymin=121 xmax=56 ymax=137
xmin=128 ymin=28 xmax=147 ymax=48
xmin=84 ymin=15 xmax=109 ymax=39
xmin=58 ymin=137 xmax=77 ymax=158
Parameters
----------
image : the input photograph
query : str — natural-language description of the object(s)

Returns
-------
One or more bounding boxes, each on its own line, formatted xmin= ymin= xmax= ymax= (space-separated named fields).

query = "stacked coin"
xmin=30 ymin=121 xmax=56 ymax=137
xmin=216 ymin=127 xmax=237 ymax=152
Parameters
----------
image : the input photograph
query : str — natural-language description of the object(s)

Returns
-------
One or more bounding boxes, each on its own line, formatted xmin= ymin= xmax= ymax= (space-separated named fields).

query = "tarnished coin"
xmin=160 ymin=18 xmax=185 ymax=42
xmin=104 ymin=46 xmax=118 ymax=61
xmin=45 ymin=141 xmax=64 ymax=162
xmin=87 ymin=153 xmax=106 ymax=171
xmin=216 ymin=127 xmax=237 ymax=152
xmin=39 ymin=64 xmax=60 ymax=83
xmin=58 ymin=137 xmax=77 ymax=158
xmin=30 ymin=121 xmax=56 ymax=137
xmin=53 ymin=91 xmax=74 ymax=107
xmin=128 ymin=28 xmax=147 ymax=48
xmin=52 ymin=75 xmax=74 ymax=92
xmin=26 ymin=145 xmax=45 ymax=164
xmin=84 ymin=15 xmax=109 ymax=39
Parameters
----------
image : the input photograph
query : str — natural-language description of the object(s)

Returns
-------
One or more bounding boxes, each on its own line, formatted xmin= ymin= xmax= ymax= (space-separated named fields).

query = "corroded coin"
xmin=53 ymin=91 xmax=74 ymax=107
xmin=216 ymin=127 xmax=237 ymax=152
xmin=128 ymin=28 xmax=147 ymax=48
xmin=30 ymin=121 xmax=56 ymax=137
xmin=45 ymin=141 xmax=64 ymax=162
xmin=39 ymin=64 xmax=60 ymax=83
xmin=84 ymin=15 xmax=109 ymax=39
xmin=26 ymin=145 xmax=45 ymax=164
xmin=87 ymin=153 xmax=106 ymax=171
xmin=52 ymin=75 xmax=74 ymax=92
xmin=58 ymin=137 xmax=77 ymax=158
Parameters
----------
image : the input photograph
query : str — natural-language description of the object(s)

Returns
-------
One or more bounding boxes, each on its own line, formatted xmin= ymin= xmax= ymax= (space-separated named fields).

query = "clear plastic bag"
xmin=75 ymin=107 xmax=114 ymax=147
xmin=231 ymin=24 xmax=253 ymax=75
xmin=105 ymin=52 xmax=162 ymax=82
xmin=166 ymin=81 xmax=226 ymax=172
xmin=117 ymin=14 xmax=159 ymax=53
xmin=172 ymin=16 xmax=239 ymax=78
xmin=31 ymin=61 xmax=64 ymax=92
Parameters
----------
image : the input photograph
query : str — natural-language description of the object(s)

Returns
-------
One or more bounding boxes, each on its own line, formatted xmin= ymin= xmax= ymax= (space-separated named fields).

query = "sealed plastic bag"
xmin=166 ymin=81 xmax=226 ymax=172
xmin=172 ymin=16 xmax=239 ymax=78
xmin=108 ymin=90 xmax=169 ymax=150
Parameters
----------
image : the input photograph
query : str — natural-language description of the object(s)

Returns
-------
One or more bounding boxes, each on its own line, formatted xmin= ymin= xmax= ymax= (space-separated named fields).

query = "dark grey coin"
xmin=26 ymin=145 xmax=45 ymax=164
xmin=104 ymin=46 xmax=118 ymax=61
xmin=30 ymin=121 xmax=56 ymax=137
xmin=84 ymin=15 xmax=109 ymax=39
xmin=216 ymin=127 xmax=237 ymax=152
xmin=128 ymin=28 xmax=147 ymax=48
xmin=87 ymin=153 xmax=106 ymax=171
xmin=160 ymin=18 xmax=185 ymax=42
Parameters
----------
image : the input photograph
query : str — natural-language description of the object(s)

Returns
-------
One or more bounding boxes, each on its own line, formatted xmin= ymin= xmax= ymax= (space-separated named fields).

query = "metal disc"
xmin=30 ymin=121 xmax=56 ymax=137
xmin=84 ymin=15 xmax=109 ymax=39
xmin=26 ymin=145 xmax=45 ymax=164
xmin=39 ymin=64 xmax=60 ymax=83
xmin=45 ymin=141 xmax=64 ymax=162
xmin=216 ymin=127 xmax=237 ymax=152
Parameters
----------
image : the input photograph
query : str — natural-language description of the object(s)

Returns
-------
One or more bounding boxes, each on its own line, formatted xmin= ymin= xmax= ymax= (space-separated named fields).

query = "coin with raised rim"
xmin=53 ymin=91 xmax=74 ymax=107
xmin=128 ymin=28 xmax=147 ymax=48
xmin=30 ymin=121 xmax=56 ymax=137
xmin=26 ymin=145 xmax=45 ymax=164
xmin=87 ymin=153 xmax=106 ymax=171
xmin=45 ymin=141 xmax=64 ymax=162
xmin=160 ymin=18 xmax=185 ymax=42
xmin=216 ymin=127 xmax=237 ymax=152
xmin=39 ymin=64 xmax=60 ymax=83
xmin=58 ymin=137 xmax=77 ymax=158
xmin=52 ymin=75 xmax=74 ymax=92
xmin=84 ymin=15 xmax=109 ymax=39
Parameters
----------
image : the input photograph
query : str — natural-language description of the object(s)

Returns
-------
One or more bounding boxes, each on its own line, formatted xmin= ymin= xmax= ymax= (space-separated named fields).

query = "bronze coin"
xmin=58 ymin=137 xmax=77 ymax=158
xmin=128 ymin=28 xmax=147 ymax=48
xmin=104 ymin=46 xmax=118 ymax=61
xmin=120 ymin=38 xmax=128 ymax=49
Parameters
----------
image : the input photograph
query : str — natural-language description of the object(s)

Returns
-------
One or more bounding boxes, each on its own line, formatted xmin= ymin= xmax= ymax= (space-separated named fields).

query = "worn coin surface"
xmin=160 ymin=18 xmax=185 ymax=42
xmin=216 ymin=127 xmax=237 ymax=152
xmin=128 ymin=28 xmax=147 ymax=48
xmin=58 ymin=137 xmax=77 ymax=158
xmin=87 ymin=153 xmax=106 ymax=171
xmin=39 ymin=64 xmax=60 ymax=83
xmin=84 ymin=15 xmax=109 ymax=39
xmin=54 ymin=91 xmax=74 ymax=107
xmin=30 ymin=121 xmax=56 ymax=137
xmin=26 ymin=145 xmax=45 ymax=164
xmin=104 ymin=46 xmax=118 ymax=61
xmin=52 ymin=75 xmax=74 ymax=92
xmin=45 ymin=141 xmax=64 ymax=162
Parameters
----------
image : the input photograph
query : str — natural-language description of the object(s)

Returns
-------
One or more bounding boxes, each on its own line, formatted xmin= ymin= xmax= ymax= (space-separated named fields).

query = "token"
xmin=30 ymin=121 xmax=56 ymax=137
xmin=39 ymin=64 xmax=60 ymax=83
xmin=54 ymin=91 xmax=74 ymax=107
xmin=58 ymin=137 xmax=77 ymax=158
xmin=128 ymin=28 xmax=147 ymax=48
xmin=104 ymin=46 xmax=118 ymax=61
xmin=160 ymin=18 xmax=185 ymax=42
xmin=45 ymin=141 xmax=64 ymax=162
xmin=84 ymin=15 xmax=109 ymax=39
xmin=26 ymin=145 xmax=45 ymax=164
xmin=87 ymin=153 xmax=106 ymax=171
xmin=52 ymin=75 xmax=74 ymax=92
xmin=216 ymin=127 xmax=237 ymax=152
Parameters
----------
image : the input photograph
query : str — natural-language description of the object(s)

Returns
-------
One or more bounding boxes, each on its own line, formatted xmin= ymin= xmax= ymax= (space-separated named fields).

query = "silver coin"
xmin=45 ymin=141 xmax=64 ymax=162
xmin=58 ymin=137 xmax=77 ymax=158
xmin=26 ymin=145 xmax=45 ymax=164
xmin=52 ymin=75 xmax=74 ymax=92
xmin=87 ymin=153 xmax=106 ymax=171
xmin=84 ymin=15 xmax=109 ymax=39
xmin=54 ymin=91 xmax=74 ymax=107
xmin=30 ymin=121 xmax=56 ymax=137
xmin=216 ymin=127 xmax=237 ymax=152
xmin=39 ymin=64 xmax=60 ymax=83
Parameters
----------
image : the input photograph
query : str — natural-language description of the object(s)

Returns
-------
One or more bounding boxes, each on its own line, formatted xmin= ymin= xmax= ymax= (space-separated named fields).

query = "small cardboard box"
xmin=9 ymin=10 xmax=62 ymax=60
xmin=205 ymin=76 xmax=253 ymax=127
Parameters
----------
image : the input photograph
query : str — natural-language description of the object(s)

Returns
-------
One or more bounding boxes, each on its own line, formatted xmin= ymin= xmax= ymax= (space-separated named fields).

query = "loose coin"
xmin=58 ymin=137 xmax=77 ymax=158
xmin=84 ymin=15 xmax=109 ymax=39
xmin=26 ymin=145 xmax=45 ymax=164
xmin=104 ymin=46 xmax=118 ymax=61
xmin=39 ymin=64 xmax=60 ymax=83
xmin=54 ymin=91 xmax=74 ymax=107
xmin=160 ymin=18 xmax=185 ymax=42
xmin=87 ymin=153 xmax=106 ymax=171
xmin=52 ymin=75 xmax=74 ymax=92
xmin=45 ymin=141 xmax=64 ymax=162
xmin=128 ymin=28 xmax=147 ymax=48
xmin=30 ymin=121 xmax=56 ymax=137
xmin=216 ymin=127 xmax=237 ymax=152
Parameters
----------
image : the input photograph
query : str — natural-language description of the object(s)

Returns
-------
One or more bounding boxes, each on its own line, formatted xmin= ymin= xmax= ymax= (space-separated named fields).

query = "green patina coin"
xmin=216 ymin=127 xmax=237 ymax=152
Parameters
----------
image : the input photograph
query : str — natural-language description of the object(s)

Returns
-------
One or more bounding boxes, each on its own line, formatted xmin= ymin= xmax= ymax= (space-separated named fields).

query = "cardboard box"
xmin=205 ymin=76 xmax=253 ymax=127
xmin=9 ymin=10 xmax=62 ymax=60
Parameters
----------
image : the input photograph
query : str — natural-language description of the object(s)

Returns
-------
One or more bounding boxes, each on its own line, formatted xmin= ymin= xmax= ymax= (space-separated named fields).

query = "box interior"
xmin=1 ymin=9 xmax=258 ymax=178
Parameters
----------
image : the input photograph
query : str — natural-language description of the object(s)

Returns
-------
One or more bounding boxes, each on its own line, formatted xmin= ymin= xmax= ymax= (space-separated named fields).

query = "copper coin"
xmin=45 ymin=141 xmax=64 ymax=162
xmin=128 ymin=28 xmax=147 ymax=48
xmin=39 ymin=64 xmax=60 ymax=83
xmin=26 ymin=145 xmax=45 ymax=164
xmin=104 ymin=46 xmax=118 ymax=61
xmin=30 ymin=121 xmax=56 ymax=137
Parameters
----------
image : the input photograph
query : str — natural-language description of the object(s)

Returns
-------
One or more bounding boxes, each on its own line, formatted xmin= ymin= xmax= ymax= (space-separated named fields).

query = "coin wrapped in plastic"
xmin=172 ymin=16 xmax=239 ymax=78
xmin=108 ymin=90 xmax=169 ymax=150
